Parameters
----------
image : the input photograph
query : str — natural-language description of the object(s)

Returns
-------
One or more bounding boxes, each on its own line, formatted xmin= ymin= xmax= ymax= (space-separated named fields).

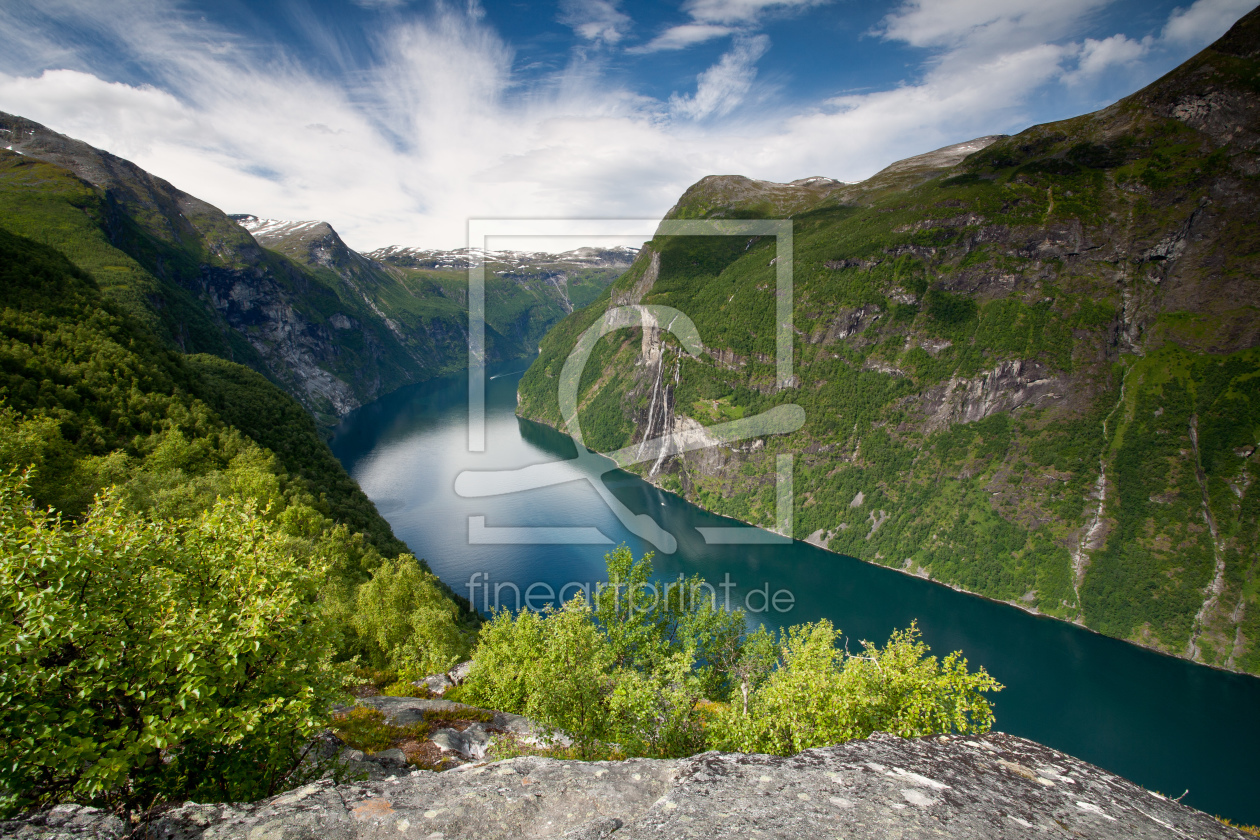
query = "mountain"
xmin=0 ymin=117 xmax=625 ymax=425
xmin=232 ymin=213 xmax=633 ymax=370
xmin=0 ymin=217 xmax=468 ymax=598
xmin=518 ymin=8 xmax=1260 ymax=673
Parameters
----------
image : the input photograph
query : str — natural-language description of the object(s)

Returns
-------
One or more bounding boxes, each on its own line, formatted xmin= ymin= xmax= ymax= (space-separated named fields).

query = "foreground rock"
xmin=407 ymin=660 xmax=474 ymax=697
xmin=4 ymin=732 xmax=1246 ymax=839
xmin=357 ymin=696 xmax=572 ymax=754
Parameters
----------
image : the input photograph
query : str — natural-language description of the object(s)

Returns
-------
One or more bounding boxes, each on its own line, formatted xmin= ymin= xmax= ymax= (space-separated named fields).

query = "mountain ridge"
xmin=230 ymin=212 xmax=633 ymax=367
xmin=518 ymin=7 xmax=1260 ymax=673
xmin=0 ymin=118 xmax=627 ymax=424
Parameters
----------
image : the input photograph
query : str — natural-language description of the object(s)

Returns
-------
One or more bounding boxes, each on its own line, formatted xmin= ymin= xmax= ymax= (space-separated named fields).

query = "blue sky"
xmin=0 ymin=0 xmax=1256 ymax=249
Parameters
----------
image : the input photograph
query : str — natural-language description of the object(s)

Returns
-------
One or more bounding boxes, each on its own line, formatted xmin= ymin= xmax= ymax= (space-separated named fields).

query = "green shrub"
xmin=522 ymin=600 xmax=617 ymax=757
xmin=381 ymin=680 xmax=432 ymax=698
xmin=350 ymin=666 xmax=399 ymax=691
xmin=352 ymin=557 xmax=471 ymax=678
xmin=486 ymin=734 xmax=626 ymax=763
xmin=423 ymin=707 xmax=494 ymax=725
xmin=462 ymin=598 xmax=615 ymax=758
xmin=708 ymin=620 xmax=1002 ymax=755
xmin=0 ymin=470 xmax=347 ymax=816
xmin=594 ymin=545 xmax=746 ymax=701
xmin=607 ymin=650 xmax=707 ymax=757
xmin=461 ymin=548 xmax=1001 ymax=762
xmin=458 ymin=607 xmax=548 ymax=714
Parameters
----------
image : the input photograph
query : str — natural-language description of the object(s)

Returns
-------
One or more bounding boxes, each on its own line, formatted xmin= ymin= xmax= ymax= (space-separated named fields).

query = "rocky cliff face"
xmin=232 ymin=214 xmax=633 ymax=414
xmin=518 ymin=9 xmax=1260 ymax=673
xmin=0 ymin=114 xmax=413 ymax=423
xmin=4 ymin=732 xmax=1246 ymax=840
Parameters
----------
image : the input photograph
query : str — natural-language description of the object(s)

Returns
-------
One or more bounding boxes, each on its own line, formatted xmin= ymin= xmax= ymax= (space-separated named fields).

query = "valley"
xmin=2 ymin=3 xmax=1259 ymax=831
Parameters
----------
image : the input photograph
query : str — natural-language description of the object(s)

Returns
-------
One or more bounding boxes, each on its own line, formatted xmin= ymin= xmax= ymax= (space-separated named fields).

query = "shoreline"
xmin=513 ymin=406 xmax=1258 ymax=681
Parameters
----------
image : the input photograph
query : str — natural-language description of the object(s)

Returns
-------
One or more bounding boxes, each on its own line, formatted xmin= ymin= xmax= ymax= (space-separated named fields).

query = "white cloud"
xmin=631 ymin=23 xmax=734 ymax=52
xmin=634 ymin=0 xmax=829 ymax=52
xmin=1063 ymin=33 xmax=1150 ymax=83
xmin=1056 ymin=0 xmax=1255 ymax=85
xmin=0 ymin=69 xmax=193 ymax=157
xmin=1162 ymin=0 xmax=1258 ymax=45
xmin=670 ymin=35 xmax=771 ymax=119
xmin=878 ymin=0 xmax=1112 ymax=52
xmin=762 ymin=41 xmax=1072 ymax=178
xmin=1080 ymin=34 xmax=1149 ymax=72
xmin=560 ymin=0 xmax=631 ymax=45
xmin=682 ymin=0 xmax=831 ymax=25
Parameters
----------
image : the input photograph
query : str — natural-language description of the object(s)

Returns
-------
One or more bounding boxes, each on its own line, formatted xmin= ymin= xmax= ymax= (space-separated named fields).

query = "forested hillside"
xmin=0 ymin=224 xmax=478 ymax=811
xmin=0 ymin=218 xmax=481 ymax=600
xmin=519 ymin=9 xmax=1260 ymax=673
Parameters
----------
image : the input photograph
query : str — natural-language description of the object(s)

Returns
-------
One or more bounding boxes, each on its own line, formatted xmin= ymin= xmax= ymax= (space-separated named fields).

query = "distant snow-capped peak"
xmin=365 ymin=244 xmax=639 ymax=268
xmin=231 ymin=215 xmax=329 ymax=240
xmin=230 ymin=215 xmax=638 ymax=268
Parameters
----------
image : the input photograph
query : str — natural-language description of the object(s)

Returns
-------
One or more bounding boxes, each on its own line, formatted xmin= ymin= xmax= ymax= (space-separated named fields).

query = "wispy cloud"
xmin=352 ymin=0 xmax=412 ymax=8
xmin=560 ymin=0 xmax=632 ymax=45
xmin=670 ymin=35 xmax=770 ymax=119
xmin=683 ymin=0 xmax=831 ymax=25
xmin=634 ymin=0 xmax=830 ymax=52
xmin=877 ymin=0 xmax=1111 ymax=49
xmin=631 ymin=23 xmax=734 ymax=52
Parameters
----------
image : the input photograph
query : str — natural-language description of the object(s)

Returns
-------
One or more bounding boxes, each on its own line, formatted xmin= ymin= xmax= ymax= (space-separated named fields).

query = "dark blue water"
xmin=330 ymin=362 xmax=1260 ymax=825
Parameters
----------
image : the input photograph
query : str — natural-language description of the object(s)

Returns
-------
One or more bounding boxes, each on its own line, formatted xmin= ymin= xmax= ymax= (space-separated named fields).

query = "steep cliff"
xmin=518 ymin=9 xmax=1260 ymax=672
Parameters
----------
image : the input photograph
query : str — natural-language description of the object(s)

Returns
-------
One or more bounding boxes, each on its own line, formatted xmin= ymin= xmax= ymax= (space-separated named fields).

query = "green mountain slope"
xmin=0 ymin=220 xmax=470 ymax=616
xmin=519 ymin=9 xmax=1260 ymax=673
xmin=0 ymin=118 xmax=403 ymax=424
xmin=0 ymin=117 xmax=625 ymax=425
xmin=0 ymin=220 xmax=383 ymax=554
xmin=0 ymin=224 xmax=484 ymax=810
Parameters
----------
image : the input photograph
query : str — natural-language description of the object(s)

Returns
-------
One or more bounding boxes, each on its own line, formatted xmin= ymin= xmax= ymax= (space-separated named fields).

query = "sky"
xmin=0 ymin=0 xmax=1256 ymax=250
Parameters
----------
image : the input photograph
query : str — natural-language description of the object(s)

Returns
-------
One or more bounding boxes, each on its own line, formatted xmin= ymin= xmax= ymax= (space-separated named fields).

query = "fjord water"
xmin=331 ymin=362 xmax=1260 ymax=824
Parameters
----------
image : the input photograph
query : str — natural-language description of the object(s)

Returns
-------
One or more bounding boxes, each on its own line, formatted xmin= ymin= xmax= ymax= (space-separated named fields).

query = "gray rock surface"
xmin=356 ymin=696 xmax=571 ymax=749
xmin=5 ymin=732 xmax=1246 ymax=839
xmin=416 ymin=674 xmax=453 ymax=695
xmin=430 ymin=724 xmax=492 ymax=760
xmin=447 ymin=662 xmax=474 ymax=684
xmin=369 ymin=749 xmax=409 ymax=768
xmin=0 ymin=805 xmax=125 ymax=840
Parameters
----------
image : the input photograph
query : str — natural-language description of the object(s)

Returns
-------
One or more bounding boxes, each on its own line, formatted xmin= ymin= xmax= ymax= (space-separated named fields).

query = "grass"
xmin=329 ymin=704 xmax=498 ymax=772
xmin=1218 ymin=817 xmax=1260 ymax=837
xmin=331 ymin=707 xmax=425 ymax=754
xmin=484 ymin=734 xmax=627 ymax=763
